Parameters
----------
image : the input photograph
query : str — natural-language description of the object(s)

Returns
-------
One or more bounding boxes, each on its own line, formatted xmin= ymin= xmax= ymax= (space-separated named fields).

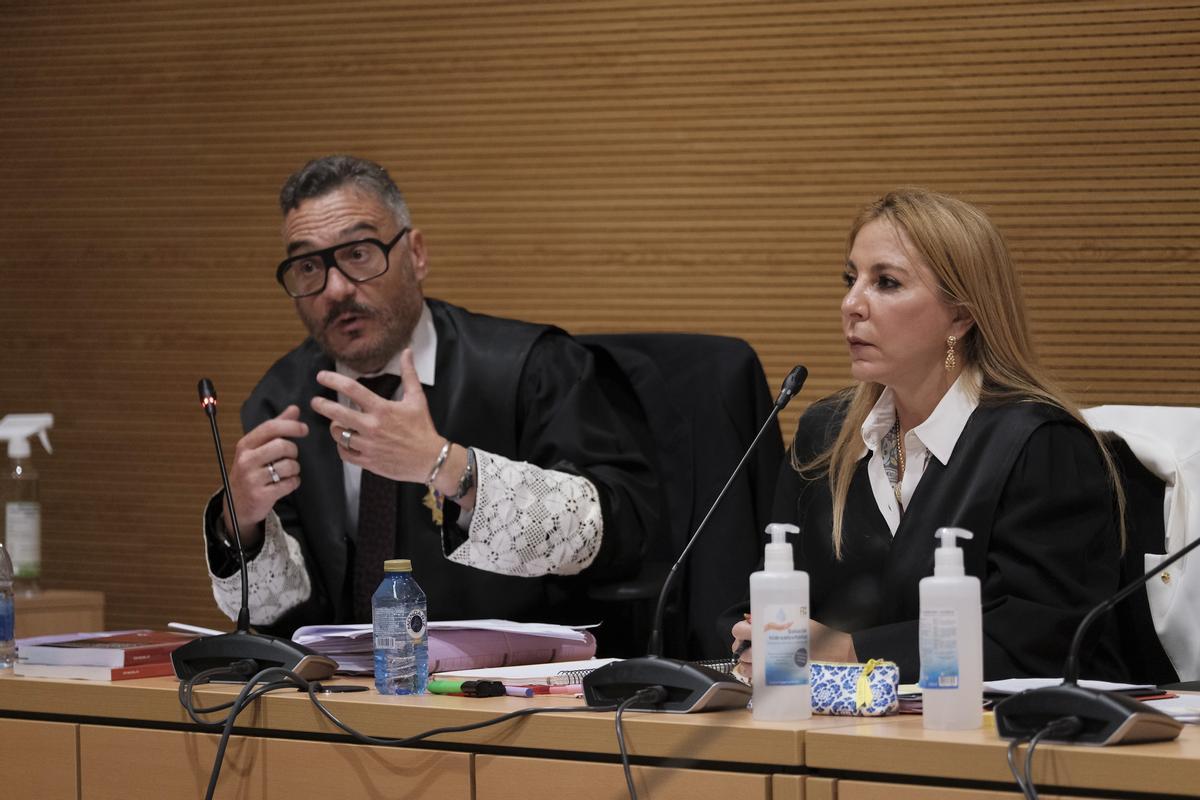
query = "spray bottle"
xmin=0 ymin=414 xmax=54 ymax=591
xmin=750 ymin=522 xmax=811 ymax=720
xmin=919 ymin=526 xmax=983 ymax=730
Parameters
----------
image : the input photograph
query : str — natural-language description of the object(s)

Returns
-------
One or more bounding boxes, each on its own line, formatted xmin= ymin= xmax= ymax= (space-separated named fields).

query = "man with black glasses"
xmin=201 ymin=155 xmax=658 ymax=636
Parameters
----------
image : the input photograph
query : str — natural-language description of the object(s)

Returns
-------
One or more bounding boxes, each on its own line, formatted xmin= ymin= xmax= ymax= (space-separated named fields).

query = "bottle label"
xmin=919 ymin=608 xmax=960 ymax=689
xmin=0 ymin=597 xmax=12 ymax=642
xmin=406 ymin=607 xmax=427 ymax=644
xmin=763 ymin=603 xmax=809 ymax=686
xmin=4 ymin=502 xmax=40 ymax=579
xmin=373 ymin=605 xmax=427 ymax=650
xmin=374 ymin=605 xmax=409 ymax=650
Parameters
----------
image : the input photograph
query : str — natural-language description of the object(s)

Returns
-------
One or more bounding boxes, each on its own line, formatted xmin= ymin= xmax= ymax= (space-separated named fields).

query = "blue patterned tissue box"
xmin=810 ymin=659 xmax=899 ymax=716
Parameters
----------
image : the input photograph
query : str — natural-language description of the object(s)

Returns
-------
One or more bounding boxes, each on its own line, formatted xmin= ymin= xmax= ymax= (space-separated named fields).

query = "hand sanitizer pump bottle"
xmin=919 ymin=526 xmax=983 ymax=730
xmin=751 ymin=522 xmax=811 ymax=720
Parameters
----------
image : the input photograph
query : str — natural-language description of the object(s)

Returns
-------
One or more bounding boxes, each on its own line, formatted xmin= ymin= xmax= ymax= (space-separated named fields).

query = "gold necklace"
xmin=892 ymin=418 xmax=905 ymax=510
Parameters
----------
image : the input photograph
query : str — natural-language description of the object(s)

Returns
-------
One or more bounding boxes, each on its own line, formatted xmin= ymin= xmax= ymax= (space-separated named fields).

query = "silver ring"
xmin=267 ymin=462 xmax=280 ymax=484
xmin=341 ymin=428 xmax=354 ymax=449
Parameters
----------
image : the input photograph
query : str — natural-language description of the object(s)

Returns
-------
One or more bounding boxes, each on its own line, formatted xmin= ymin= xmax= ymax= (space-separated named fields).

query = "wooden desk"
xmin=0 ymin=674 xmax=1196 ymax=799
xmin=0 ymin=674 xmax=851 ymax=799
xmin=12 ymin=589 xmax=105 ymax=638
xmin=805 ymin=714 xmax=1200 ymax=800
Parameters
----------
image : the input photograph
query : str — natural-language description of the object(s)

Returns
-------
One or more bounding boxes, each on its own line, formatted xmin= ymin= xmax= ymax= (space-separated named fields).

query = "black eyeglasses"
xmin=275 ymin=228 xmax=410 ymax=298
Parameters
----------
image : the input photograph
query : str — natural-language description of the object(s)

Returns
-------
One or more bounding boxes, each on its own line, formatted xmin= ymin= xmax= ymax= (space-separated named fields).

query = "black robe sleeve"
xmin=502 ymin=331 xmax=660 ymax=581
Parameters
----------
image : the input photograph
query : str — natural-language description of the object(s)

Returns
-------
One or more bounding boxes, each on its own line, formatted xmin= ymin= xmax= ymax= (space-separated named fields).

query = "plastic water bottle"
xmin=0 ymin=543 xmax=14 ymax=670
xmin=373 ymin=559 xmax=428 ymax=695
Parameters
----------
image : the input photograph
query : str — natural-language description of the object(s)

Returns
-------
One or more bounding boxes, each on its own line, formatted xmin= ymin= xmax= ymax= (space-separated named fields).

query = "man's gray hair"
xmin=279 ymin=155 xmax=412 ymax=227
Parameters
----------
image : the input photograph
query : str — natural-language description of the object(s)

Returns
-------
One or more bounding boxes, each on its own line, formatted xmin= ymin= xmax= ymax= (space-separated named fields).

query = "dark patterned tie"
xmin=351 ymin=373 xmax=403 ymax=621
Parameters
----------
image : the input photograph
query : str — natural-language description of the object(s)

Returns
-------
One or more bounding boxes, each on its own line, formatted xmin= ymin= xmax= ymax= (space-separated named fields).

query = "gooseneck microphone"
xmin=644 ymin=364 xmax=808 ymax=657
xmin=584 ymin=365 xmax=808 ymax=713
xmin=171 ymin=379 xmax=337 ymax=683
xmin=994 ymin=518 xmax=1196 ymax=745
xmin=199 ymin=379 xmax=251 ymax=634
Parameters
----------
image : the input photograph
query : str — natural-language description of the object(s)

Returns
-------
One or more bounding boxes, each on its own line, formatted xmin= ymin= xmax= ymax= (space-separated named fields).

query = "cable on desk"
xmin=1005 ymin=716 xmax=1083 ymax=800
xmin=177 ymin=666 xmax=622 ymax=800
xmin=306 ymin=680 xmax=616 ymax=746
xmin=177 ymin=664 xmax=291 ymax=727
xmin=615 ymin=686 xmax=668 ymax=800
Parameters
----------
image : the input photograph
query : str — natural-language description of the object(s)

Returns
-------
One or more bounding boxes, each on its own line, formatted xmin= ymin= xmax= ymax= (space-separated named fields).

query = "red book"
xmin=13 ymin=659 xmax=177 ymax=681
xmin=18 ymin=629 xmax=196 ymax=668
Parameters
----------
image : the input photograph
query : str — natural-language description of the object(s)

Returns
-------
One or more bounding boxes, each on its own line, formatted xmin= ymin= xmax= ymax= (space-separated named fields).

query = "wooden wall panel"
xmin=0 ymin=1 xmax=1196 ymax=631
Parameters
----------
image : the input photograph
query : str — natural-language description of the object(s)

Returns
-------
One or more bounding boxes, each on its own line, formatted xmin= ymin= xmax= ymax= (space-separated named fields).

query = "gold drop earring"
xmin=944 ymin=335 xmax=958 ymax=372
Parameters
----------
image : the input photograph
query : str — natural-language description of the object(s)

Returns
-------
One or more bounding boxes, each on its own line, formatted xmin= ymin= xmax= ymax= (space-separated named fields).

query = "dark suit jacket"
xmin=205 ymin=299 xmax=660 ymax=636
xmin=769 ymin=393 xmax=1128 ymax=683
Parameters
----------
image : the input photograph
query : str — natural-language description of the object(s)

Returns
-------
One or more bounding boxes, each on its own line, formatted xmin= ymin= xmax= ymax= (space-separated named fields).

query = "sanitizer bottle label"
xmin=763 ymin=604 xmax=809 ymax=686
xmin=4 ymin=502 xmax=40 ymax=579
xmin=919 ymin=608 xmax=960 ymax=689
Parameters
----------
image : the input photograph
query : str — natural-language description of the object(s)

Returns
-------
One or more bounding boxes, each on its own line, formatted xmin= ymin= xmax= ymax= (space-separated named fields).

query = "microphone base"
xmin=994 ymin=683 xmax=1182 ymax=746
xmin=171 ymin=630 xmax=338 ymax=683
xmin=583 ymin=656 xmax=751 ymax=713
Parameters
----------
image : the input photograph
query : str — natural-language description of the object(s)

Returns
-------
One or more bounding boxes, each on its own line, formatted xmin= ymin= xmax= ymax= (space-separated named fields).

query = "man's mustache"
xmin=323 ymin=301 xmax=376 ymax=328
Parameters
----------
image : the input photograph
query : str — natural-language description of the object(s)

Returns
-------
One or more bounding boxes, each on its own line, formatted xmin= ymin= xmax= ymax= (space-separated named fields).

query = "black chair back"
xmin=579 ymin=333 xmax=783 ymax=659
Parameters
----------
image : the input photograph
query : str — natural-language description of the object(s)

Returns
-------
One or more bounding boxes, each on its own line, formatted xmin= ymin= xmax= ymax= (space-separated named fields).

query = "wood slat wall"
xmin=1 ymin=0 xmax=1196 ymax=631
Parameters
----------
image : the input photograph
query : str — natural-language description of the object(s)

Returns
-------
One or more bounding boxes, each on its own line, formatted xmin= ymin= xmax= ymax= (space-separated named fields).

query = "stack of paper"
xmin=292 ymin=619 xmax=598 ymax=675
xmin=291 ymin=625 xmax=375 ymax=673
xmin=431 ymin=657 xmax=620 ymax=686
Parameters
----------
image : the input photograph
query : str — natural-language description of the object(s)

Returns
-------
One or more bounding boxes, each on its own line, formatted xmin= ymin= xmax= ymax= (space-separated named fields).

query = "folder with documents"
xmin=291 ymin=619 xmax=598 ymax=675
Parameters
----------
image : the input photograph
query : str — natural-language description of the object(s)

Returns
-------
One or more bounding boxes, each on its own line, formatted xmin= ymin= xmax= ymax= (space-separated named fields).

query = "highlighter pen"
xmin=427 ymin=679 xmax=466 ymax=695
xmin=427 ymin=679 xmax=507 ymax=697
xmin=505 ymin=685 xmax=535 ymax=698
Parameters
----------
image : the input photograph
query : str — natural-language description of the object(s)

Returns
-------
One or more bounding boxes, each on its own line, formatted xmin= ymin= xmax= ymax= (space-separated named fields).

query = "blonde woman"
xmin=731 ymin=189 xmax=1127 ymax=683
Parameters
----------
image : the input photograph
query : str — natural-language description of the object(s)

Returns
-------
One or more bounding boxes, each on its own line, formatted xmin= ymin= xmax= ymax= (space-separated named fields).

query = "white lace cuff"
xmin=446 ymin=449 xmax=603 ymax=577
xmin=207 ymin=506 xmax=312 ymax=626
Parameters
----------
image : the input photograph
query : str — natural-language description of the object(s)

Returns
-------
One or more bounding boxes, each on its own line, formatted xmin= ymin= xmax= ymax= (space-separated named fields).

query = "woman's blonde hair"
xmin=798 ymin=188 xmax=1125 ymax=557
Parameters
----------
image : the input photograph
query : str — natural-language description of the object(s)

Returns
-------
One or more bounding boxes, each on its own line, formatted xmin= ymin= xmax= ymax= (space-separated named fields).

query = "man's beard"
xmin=300 ymin=297 xmax=417 ymax=373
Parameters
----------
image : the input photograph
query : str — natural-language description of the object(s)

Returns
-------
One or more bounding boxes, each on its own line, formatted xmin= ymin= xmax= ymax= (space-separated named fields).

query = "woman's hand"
xmin=731 ymin=616 xmax=753 ymax=678
xmin=731 ymin=615 xmax=858 ymax=679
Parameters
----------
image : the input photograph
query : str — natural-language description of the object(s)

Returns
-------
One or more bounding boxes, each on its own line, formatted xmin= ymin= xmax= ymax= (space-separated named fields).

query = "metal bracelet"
xmin=450 ymin=447 xmax=476 ymax=502
xmin=426 ymin=440 xmax=453 ymax=488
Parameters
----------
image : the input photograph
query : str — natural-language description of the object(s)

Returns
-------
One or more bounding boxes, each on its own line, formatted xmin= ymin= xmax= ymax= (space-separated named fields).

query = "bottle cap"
xmin=765 ymin=522 xmax=799 ymax=543
xmin=0 ymin=414 xmax=54 ymax=460
xmin=933 ymin=527 xmax=973 ymax=576
xmin=764 ymin=522 xmax=799 ymax=572
xmin=383 ymin=559 xmax=413 ymax=572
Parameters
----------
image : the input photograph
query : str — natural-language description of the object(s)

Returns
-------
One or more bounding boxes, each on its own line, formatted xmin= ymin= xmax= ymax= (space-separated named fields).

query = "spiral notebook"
xmin=431 ymin=657 xmax=739 ymax=686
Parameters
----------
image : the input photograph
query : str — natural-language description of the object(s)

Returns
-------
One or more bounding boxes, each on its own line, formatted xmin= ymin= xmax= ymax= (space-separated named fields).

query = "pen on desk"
xmin=524 ymin=683 xmax=584 ymax=695
xmin=505 ymin=685 xmax=535 ymax=698
xmin=545 ymin=683 xmax=584 ymax=695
